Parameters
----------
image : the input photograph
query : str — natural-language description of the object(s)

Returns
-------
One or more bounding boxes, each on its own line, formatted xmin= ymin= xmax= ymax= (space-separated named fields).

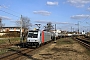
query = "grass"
xmin=56 ymin=37 xmax=74 ymax=45
xmin=0 ymin=47 xmax=18 ymax=55
xmin=0 ymin=49 xmax=8 ymax=55
xmin=0 ymin=37 xmax=20 ymax=55
xmin=0 ymin=40 xmax=6 ymax=44
xmin=0 ymin=37 xmax=20 ymax=45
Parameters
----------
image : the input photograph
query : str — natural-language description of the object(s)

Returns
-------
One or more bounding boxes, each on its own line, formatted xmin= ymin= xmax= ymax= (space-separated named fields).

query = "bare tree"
xmin=22 ymin=16 xmax=32 ymax=38
xmin=0 ymin=18 xmax=5 ymax=32
xmin=22 ymin=16 xmax=31 ymax=29
xmin=44 ymin=22 xmax=53 ymax=31
xmin=16 ymin=16 xmax=32 ymax=32
xmin=17 ymin=16 xmax=31 ymax=28
xmin=0 ymin=18 xmax=2 ymax=27
xmin=0 ymin=18 xmax=2 ymax=32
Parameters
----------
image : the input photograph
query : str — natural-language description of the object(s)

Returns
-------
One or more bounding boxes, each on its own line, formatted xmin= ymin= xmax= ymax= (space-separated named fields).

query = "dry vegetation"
xmin=26 ymin=38 xmax=90 ymax=60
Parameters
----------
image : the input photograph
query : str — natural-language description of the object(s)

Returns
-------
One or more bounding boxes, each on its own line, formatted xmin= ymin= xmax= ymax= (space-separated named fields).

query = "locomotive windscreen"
xmin=28 ymin=31 xmax=38 ymax=38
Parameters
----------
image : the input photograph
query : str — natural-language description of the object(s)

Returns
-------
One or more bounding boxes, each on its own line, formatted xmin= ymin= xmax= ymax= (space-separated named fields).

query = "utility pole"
xmin=71 ymin=26 xmax=72 ymax=32
xmin=0 ymin=18 xmax=2 ymax=32
xmin=72 ymin=28 xmax=74 ymax=32
xmin=78 ymin=21 xmax=79 ymax=34
xmin=75 ymin=21 xmax=80 ymax=34
xmin=20 ymin=15 xmax=23 ymax=44
xmin=54 ymin=24 xmax=56 ymax=43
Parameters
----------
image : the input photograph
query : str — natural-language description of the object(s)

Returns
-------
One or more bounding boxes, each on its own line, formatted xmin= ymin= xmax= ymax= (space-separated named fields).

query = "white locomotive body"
xmin=26 ymin=30 xmax=52 ymax=47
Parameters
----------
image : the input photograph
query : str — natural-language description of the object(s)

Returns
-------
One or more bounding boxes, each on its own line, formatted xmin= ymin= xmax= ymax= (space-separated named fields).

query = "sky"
xmin=0 ymin=0 xmax=90 ymax=32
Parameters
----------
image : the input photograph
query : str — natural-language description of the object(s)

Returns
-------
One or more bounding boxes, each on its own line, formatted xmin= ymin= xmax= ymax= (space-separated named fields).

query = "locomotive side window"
xmin=28 ymin=31 xmax=38 ymax=38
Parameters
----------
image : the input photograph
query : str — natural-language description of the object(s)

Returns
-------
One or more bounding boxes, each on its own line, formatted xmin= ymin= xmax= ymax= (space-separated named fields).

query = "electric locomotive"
xmin=26 ymin=30 xmax=52 ymax=47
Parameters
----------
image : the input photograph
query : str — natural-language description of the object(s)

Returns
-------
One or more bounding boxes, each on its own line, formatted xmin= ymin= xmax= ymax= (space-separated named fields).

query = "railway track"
xmin=75 ymin=38 xmax=90 ymax=50
xmin=0 ymin=40 xmax=54 ymax=60
xmin=0 ymin=48 xmax=33 ymax=60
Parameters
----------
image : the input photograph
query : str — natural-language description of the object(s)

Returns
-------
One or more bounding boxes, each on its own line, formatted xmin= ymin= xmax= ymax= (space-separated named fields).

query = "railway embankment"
xmin=27 ymin=37 xmax=90 ymax=60
xmin=0 ymin=37 xmax=90 ymax=60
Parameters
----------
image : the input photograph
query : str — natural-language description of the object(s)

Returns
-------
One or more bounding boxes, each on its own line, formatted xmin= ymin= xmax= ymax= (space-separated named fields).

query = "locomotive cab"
xmin=26 ymin=30 xmax=41 ymax=47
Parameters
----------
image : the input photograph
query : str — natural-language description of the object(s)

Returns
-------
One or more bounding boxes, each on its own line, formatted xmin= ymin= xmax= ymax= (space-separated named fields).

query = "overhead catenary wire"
xmin=79 ymin=6 xmax=90 ymax=23
xmin=0 ymin=5 xmax=21 ymax=16
xmin=0 ymin=9 xmax=20 ymax=18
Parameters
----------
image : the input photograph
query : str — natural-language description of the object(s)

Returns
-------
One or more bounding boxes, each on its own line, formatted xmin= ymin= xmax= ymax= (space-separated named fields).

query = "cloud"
xmin=33 ymin=10 xmax=51 ymax=16
xmin=71 ymin=14 xmax=90 ymax=19
xmin=0 ymin=6 xmax=2 ymax=9
xmin=0 ymin=16 xmax=12 ymax=20
xmin=66 ymin=0 xmax=90 ymax=7
xmin=53 ymin=22 xmax=71 ymax=24
xmin=87 ymin=7 xmax=90 ymax=11
xmin=47 ymin=1 xmax=58 ymax=6
xmin=35 ymin=20 xmax=51 ymax=23
xmin=35 ymin=20 xmax=70 ymax=24
xmin=0 ymin=5 xmax=8 ymax=9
